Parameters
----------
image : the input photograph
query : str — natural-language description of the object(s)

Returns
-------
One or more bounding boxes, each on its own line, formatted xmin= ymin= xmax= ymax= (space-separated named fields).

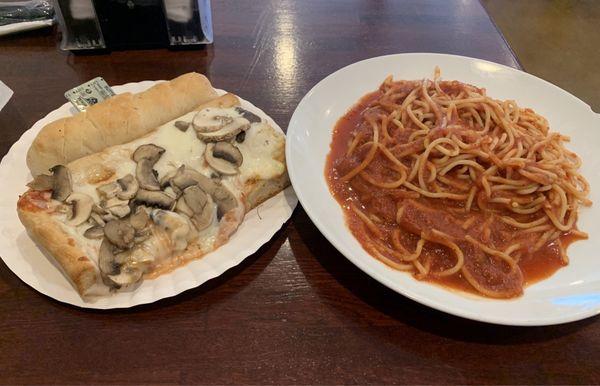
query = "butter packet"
xmin=65 ymin=77 xmax=115 ymax=112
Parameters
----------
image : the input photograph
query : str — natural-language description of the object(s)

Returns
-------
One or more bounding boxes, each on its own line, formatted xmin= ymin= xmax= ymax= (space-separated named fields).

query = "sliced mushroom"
xmin=211 ymin=184 xmax=238 ymax=218
xmin=136 ymin=159 xmax=161 ymax=191
xmin=163 ymin=186 xmax=180 ymax=199
xmin=134 ymin=189 xmax=175 ymax=209
xmin=192 ymin=199 xmax=214 ymax=231
xmin=182 ymin=185 xmax=208 ymax=211
xmin=65 ymin=192 xmax=93 ymax=226
xmin=108 ymin=205 xmax=131 ymax=218
xmin=132 ymin=144 xmax=165 ymax=191
xmin=83 ymin=225 xmax=104 ymax=239
xmin=213 ymin=142 xmax=243 ymax=166
xmin=98 ymin=238 xmax=120 ymax=277
xmin=235 ymin=107 xmax=262 ymax=123
xmin=103 ymin=219 xmax=135 ymax=250
xmin=195 ymin=120 xmax=250 ymax=142
xmin=90 ymin=212 xmax=106 ymax=227
xmin=50 ymin=165 xmax=72 ymax=202
xmin=182 ymin=185 xmax=214 ymax=231
xmin=103 ymin=197 xmax=129 ymax=208
xmin=175 ymin=197 xmax=194 ymax=217
xmin=116 ymin=174 xmax=139 ymax=200
xmin=170 ymin=166 xmax=238 ymax=217
xmin=92 ymin=204 xmax=107 ymax=214
xmin=97 ymin=181 xmax=121 ymax=200
xmin=129 ymin=206 xmax=150 ymax=230
xmin=107 ymin=267 xmax=143 ymax=288
xmin=98 ymin=238 xmax=142 ymax=288
xmin=150 ymin=209 xmax=194 ymax=252
xmin=235 ymin=131 xmax=246 ymax=143
xmin=170 ymin=166 xmax=212 ymax=191
xmin=192 ymin=108 xmax=237 ymax=133
xmin=132 ymin=144 xmax=165 ymax=164
xmin=205 ymin=142 xmax=243 ymax=175
xmin=174 ymin=120 xmax=190 ymax=132
xmin=101 ymin=212 xmax=117 ymax=223
xmin=27 ymin=174 xmax=53 ymax=191
xmin=159 ymin=167 xmax=180 ymax=188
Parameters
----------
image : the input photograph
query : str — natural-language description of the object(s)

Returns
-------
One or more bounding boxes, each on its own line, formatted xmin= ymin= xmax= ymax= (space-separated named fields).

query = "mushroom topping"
xmin=27 ymin=174 xmax=53 ymax=191
xmin=116 ymin=174 xmax=139 ymax=200
xmin=90 ymin=212 xmax=106 ymax=227
xmin=50 ymin=165 xmax=72 ymax=202
xmin=213 ymin=142 xmax=243 ymax=165
xmin=182 ymin=185 xmax=214 ymax=231
xmin=108 ymin=205 xmax=131 ymax=218
xmin=175 ymin=197 xmax=194 ymax=217
xmin=163 ymin=186 xmax=180 ymax=199
xmin=235 ymin=107 xmax=262 ymax=123
xmin=103 ymin=197 xmax=129 ymax=208
xmin=150 ymin=209 xmax=195 ymax=252
xmin=192 ymin=108 xmax=237 ymax=133
xmin=136 ymin=160 xmax=161 ymax=191
xmin=133 ymin=144 xmax=165 ymax=191
xmin=174 ymin=120 xmax=190 ymax=132
xmin=98 ymin=238 xmax=142 ymax=288
xmin=134 ymin=189 xmax=175 ymax=209
xmin=193 ymin=108 xmax=251 ymax=143
xmin=235 ymin=131 xmax=246 ymax=143
xmin=97 ymin=181 xmax=121 ymax=200
xmin=83 ymin=226 xmax=104 ymax=239
xmin=159 ymin=167 xmax=180 ymax=188
xmin=211 ymin=184 xmax=238 ymax=218
xmin=195 ymin=122 xmax=250 ymax=142
xmin=65 ymin=192 xmax=93 ymax=226
xmin=107 ymin=266 xmax=143 ymax=288
xmin=170 ymin=166 xmax=238 ymax=217
xmin=182 ymin=185 xmax=207 ymax=210
xmin=132 ymin=144 xmax=165 ymax=164
xmin=98 ymin=238 xmax=120 ymax=277
xmin=204 ymin=142 xmax=243 ymax=175
xmin=170 ymin=166 xmax=207 ymax=190
xmin=103 ymin=219 xmax=135 ymax=250
xmin=129 ymin=206 xmax=150 ymax=230
xmin=92 ymin=204 xmax=106 ymax=214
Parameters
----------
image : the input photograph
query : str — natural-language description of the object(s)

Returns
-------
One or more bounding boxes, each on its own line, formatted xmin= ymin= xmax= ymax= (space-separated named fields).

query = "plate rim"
xmin=286 ymin=52 xmax=600 ymax=326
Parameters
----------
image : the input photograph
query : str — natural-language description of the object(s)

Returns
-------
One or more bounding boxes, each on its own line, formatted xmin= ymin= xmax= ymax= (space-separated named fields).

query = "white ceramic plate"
xmin=286 ymin=53 xmax=600 ymax=326
xmin=0 ymin=81 xmax=297 ymax=309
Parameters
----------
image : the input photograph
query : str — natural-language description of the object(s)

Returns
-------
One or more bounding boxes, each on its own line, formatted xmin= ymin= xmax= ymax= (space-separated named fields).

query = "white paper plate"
xmin=0 ymin=81 xmax=297 ymax=309
xmin=286 ymin=53 xmax=600 ymax=326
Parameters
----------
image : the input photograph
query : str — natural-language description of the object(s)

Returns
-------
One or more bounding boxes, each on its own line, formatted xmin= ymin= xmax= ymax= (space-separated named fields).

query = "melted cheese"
xmin=56 ymin=107 xmax=285 ymax=287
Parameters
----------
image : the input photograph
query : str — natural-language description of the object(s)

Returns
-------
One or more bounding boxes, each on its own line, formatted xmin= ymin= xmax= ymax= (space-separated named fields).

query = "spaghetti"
xmin=326 ymin=69 xmax=591 ymax=298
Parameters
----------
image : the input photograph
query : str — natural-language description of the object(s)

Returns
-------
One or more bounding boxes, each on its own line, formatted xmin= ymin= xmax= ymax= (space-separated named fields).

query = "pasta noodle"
xmin=326 ymin=69 xmax=591 ymax=298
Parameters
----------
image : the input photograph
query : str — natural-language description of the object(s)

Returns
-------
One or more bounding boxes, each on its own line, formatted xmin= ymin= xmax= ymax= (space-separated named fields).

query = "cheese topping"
xmin=50 ymin=106 xmax=285 ymax=291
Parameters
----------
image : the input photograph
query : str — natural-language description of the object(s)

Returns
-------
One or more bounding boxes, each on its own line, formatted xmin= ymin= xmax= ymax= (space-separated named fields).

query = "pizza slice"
xmin=17 ymin=77 xmax=289 ymax=299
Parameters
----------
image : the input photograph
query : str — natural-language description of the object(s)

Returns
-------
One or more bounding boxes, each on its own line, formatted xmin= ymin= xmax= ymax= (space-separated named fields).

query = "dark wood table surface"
xmin=1 ymin=1 xmax=597 ymax=384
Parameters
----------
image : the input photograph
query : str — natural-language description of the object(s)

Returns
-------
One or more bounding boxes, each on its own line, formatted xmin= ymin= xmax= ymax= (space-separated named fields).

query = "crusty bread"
xmin=27 ymin=72 xmax=218 ymax=176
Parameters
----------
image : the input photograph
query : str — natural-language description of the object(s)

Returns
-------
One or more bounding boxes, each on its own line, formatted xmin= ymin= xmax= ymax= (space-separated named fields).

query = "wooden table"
xmin=1 ymin=1 xmax=597 ymax=384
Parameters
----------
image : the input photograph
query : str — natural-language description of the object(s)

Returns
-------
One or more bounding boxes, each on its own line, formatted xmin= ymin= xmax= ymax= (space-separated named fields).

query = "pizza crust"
xmin=27 ymin=73 xmax=218 ymax=177
xmin=17 ymin=199 xmax=102 ymax=296
xmin=18 ymin=86 xmax=289 ymax=299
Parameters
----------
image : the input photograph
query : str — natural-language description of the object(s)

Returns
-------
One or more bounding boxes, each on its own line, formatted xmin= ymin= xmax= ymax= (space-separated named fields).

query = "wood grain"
xmin=2 ymin=1 xmax=597 ymax=384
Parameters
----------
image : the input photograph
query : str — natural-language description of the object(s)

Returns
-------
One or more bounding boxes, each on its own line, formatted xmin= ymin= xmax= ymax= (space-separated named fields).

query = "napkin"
xmin=0 ymin=80 xmax=13 ymax=111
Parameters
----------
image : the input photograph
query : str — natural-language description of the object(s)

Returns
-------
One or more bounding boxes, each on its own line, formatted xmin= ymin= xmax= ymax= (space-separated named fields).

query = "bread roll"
xmin=26 ymin=72 xmax=218 ymax=176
